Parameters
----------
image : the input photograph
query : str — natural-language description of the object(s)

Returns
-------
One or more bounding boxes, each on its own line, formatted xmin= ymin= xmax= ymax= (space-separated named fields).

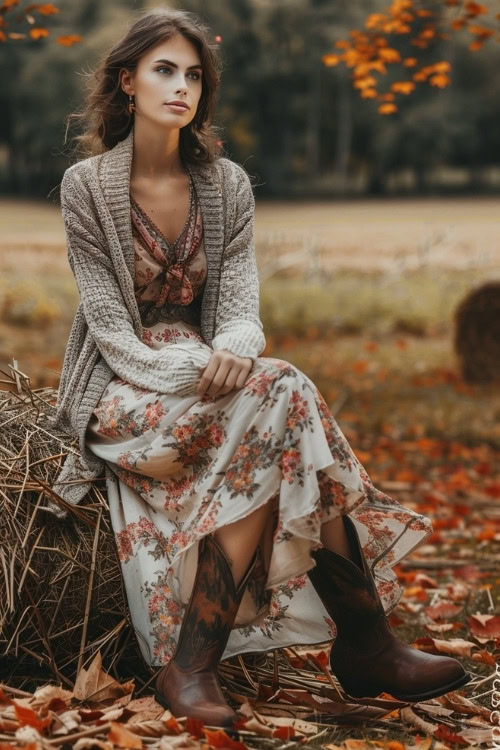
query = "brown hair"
xmin=63 ymin=7 xmax=224 ymax=166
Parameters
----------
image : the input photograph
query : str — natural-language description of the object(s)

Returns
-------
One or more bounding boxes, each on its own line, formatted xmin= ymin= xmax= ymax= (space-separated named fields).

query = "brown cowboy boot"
xmin=307 ymin=515 xmax=472 ymax=702
xmin=154 ymin=534 xmax=257 ymax=726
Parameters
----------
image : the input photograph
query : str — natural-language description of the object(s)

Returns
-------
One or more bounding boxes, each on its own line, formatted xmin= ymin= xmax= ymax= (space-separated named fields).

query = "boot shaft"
xmin=174 ymin=535 xmax=257 ymax=672
xmin=308 ymin=516 xmax=386 ymax=643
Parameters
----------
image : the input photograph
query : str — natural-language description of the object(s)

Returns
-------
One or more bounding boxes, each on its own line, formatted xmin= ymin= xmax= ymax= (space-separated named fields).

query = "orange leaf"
xmin=108 ymin=722 xmax=143 ymax=749
xmin=366 ymin=13 xmax=389 ymax=30
xmin=164 ymin=716 xmax=183 ymax=734
xmin=37 ymin=4 xmax=60 ymax=15
xmin=353 ymin=359 xmax=369 ymax=373
xmin=354 ymin=76 xmax=378 ymax=89
xmin=378 ymin=47 xmax=401 ymax=62
xmin=464 ymin=2 xmax=488 ymax=16
xmin=468 ymin=23 xmax=495 ymax=36
xmin=12 ymin=702 xmax=52 ymax=733
xmin=56 ymin=34 xmax=82 ymax=46
xmin=429 ymin=73 xmax=451 ymax=87
xmin=322 ymin=53 xmax=340 ymax=67
xmin=471 ymin=648 xmax=496 ymax=666
xmin=391 ymin=81 xmax=416 ymax=94
xmin=29 ymin=27 xmax=49 ymax=39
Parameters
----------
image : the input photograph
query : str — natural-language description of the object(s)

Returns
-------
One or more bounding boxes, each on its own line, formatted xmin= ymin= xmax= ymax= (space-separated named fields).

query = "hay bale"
xmin=0 ymin=361 xmax=150 ymax=692
xmin=453 ymin=281 xmax=500 ymax=384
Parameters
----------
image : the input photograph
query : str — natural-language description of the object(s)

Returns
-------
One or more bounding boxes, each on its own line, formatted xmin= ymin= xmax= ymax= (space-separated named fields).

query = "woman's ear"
xmin=120 ymin=68 xmax=134 ymax=97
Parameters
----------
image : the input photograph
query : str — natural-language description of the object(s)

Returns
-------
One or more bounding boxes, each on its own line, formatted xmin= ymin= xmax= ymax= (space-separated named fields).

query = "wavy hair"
xmin=63 ymin=7 xmax=224 ymax=166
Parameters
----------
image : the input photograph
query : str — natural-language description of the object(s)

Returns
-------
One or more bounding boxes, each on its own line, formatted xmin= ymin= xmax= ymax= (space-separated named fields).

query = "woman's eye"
xmin=157 ymin=66 xmax=200 ymax=80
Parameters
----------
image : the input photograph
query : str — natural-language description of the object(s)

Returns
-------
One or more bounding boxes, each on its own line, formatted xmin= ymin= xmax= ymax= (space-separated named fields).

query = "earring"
xmin=128 ymin=93 xmax=136 ymax=114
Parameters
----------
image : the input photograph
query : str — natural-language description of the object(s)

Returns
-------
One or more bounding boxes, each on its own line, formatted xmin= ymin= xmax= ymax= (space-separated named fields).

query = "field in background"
xmin=0 ymin=196 xmax=498 ymax=448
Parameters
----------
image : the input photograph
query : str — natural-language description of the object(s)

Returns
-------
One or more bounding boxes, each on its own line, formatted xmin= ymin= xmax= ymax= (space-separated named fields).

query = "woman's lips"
xmin=165 ymin=103 xmax=189 ymax=112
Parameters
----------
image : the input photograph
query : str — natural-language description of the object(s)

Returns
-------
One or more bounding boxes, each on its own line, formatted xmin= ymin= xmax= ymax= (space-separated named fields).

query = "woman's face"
xmin=122 ymin=33 xmax=203 ymax=129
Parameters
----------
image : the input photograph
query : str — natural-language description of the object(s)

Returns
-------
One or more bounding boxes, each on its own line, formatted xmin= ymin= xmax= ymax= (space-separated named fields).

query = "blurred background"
xmin=1 ymin=0 xmax=499 ymax=456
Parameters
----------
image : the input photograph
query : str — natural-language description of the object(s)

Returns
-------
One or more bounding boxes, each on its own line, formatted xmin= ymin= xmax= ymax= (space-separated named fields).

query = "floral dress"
xmin=85 ymin=174 xmax=433 ymax=668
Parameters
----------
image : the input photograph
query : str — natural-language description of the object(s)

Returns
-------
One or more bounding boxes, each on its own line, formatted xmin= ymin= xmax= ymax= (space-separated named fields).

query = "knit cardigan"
xmin=47 ymin=122 xmax=266 ymax=518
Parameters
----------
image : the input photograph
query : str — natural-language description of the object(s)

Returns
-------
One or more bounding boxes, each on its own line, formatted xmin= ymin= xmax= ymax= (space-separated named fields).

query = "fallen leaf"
xmin=107 ymin=721 xmax=143 ymax=749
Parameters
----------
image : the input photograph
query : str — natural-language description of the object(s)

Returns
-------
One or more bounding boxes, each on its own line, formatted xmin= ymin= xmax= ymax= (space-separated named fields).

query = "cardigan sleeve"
xmin=60 ymin=168 xmax=211 ymax=396
xmin=210 ymin=163 xmax=266 ymax=364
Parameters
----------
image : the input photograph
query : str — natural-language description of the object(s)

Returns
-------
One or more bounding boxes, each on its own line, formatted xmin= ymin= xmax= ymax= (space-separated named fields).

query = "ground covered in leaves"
xmin=0 ymin=343 xmax=498 ymax=748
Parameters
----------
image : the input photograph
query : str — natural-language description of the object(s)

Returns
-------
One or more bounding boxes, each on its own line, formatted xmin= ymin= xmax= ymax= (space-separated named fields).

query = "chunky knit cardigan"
xmin=47 ymin=122 xmax=266 ymax=518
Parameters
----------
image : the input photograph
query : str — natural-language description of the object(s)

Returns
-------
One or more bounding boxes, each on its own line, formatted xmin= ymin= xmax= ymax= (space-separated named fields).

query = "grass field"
xmin=1 ymin=196 xmax=498 ymax=445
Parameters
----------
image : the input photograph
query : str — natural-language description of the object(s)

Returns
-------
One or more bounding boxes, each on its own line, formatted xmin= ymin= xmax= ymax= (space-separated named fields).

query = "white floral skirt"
xmin=85 ymin=319 xmax=433 ymax=668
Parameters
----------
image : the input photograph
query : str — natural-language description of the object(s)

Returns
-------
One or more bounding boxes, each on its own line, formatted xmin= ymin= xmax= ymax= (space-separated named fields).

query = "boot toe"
xmin=177 ymin=702 xmax=238 ymax=727
xmin=426 ymin=653 xmax=469 ymax=688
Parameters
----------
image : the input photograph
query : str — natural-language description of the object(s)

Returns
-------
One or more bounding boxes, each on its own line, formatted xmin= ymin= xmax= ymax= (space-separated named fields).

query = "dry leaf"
xmin=468 ymin=613 xmax=500 ymax=641
xmin=108 ymin=720 xmax=143 ymax=749
xmin=50 ymin=709 xmax=82 ymax=735
xmin=158 ymin=734 xmax=204 ymax=749
xmin=439 ymin=691 xmax=492 ymax=720
xmin=73 ymin=651 xmax=135 ymax=705
xmin=74 ymin=740 xmax=113 ymax=750
xmin=456 ymin=727 xmax=493 ymax=744
xmin=123 ymin=720 xmax=173 ymax=738
xmin=401 ymin=706 xmax=438 ymax=735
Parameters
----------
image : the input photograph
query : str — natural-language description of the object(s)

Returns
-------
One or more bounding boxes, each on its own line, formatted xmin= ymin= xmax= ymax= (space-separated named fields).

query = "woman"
xmin=54 ymin=6 xmax=471 ymax=729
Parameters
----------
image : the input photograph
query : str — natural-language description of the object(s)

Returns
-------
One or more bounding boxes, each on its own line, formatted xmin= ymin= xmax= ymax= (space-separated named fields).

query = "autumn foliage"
xmin=0 ymin=1 xmax=81 ymax=46
xmin=322 ymin=0 xmax=500 ymax=113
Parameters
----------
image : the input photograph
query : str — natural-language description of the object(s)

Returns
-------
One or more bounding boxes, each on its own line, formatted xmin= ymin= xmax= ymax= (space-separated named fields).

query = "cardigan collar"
xmin=97 ymin=121 xmax=224 ymax=279
xmin=95 ymin=121 xmax=225 ymax=344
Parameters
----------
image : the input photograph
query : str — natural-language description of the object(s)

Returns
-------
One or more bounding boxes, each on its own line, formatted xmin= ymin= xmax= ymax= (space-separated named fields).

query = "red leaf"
xmin=186 ymin=716 xmax=204 ymax=738
xmin=12 ymin=701 xmax=52 ymax=733
xmin=273 ymin=726 xmax=296 ymax=739
xmin=305 ymin=650 xmax=329 ymax=668
xmin=434 ymin=723 xmax=469 ymax=745
xmin=202 ymin=728 xmax=247 ymax=749
xmin=467 ymin=614 xmax=500 ymax=640
xmin=425 ymin=602 xmax=463 ymax=620
xmin=0 ymin=688 xmax=12 ymax=704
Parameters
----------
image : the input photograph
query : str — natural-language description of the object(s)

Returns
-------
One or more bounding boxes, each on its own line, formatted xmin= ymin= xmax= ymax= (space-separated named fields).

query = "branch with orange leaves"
xmin=322 ymin=0 xmax=500 ymax=114
xmin=0 ymin=1 xmax=81 ymax=46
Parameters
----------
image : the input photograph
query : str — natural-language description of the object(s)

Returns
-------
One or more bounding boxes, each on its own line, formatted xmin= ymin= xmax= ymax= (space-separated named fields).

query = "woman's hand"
xmin=196 ymin=349 xmax=253 ymax=398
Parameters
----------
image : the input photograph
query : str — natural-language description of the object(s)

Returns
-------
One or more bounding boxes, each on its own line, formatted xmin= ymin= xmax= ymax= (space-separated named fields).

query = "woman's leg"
xmin=320 ymin=515 xmax=354 ymax=561
xmin=213 ymin=499 xmax=353 ymax=587
xmin=213 ymin=498 xmax=275 ymax=587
